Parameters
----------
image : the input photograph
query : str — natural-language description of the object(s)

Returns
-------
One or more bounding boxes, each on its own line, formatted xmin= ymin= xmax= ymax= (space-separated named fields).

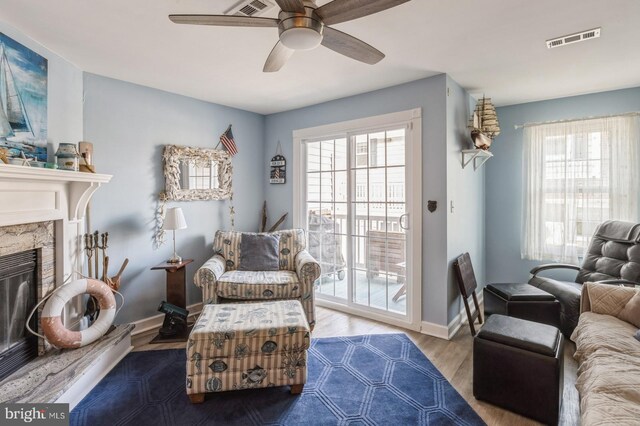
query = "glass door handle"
xmin=399 ymin=214 xmax=409 ymax=230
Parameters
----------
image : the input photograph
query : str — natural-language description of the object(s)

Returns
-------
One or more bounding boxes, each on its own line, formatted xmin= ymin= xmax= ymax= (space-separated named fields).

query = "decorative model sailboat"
xmin=468 ymin=96 xmax=501 ymax=150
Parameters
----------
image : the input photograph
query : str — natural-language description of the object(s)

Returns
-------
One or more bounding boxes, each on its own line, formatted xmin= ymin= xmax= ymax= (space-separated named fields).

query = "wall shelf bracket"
xmin=461 ymin=149 xmax=493 ymax=170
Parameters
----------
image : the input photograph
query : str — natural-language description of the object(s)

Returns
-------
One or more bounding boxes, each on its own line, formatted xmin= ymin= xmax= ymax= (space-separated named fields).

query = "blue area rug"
xmin=71 ymin=334 xmax=485 ymax=425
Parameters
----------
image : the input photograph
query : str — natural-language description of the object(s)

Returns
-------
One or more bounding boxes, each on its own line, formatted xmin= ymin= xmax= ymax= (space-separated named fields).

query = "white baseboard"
xmin=132 ymin=298 xmax=480 ymax=342
xmin=420 ymin=293 xmax=484 ymax=341
xmin=419 ymin=321 xmax=450 ymax=340
xmin=131 ymin=302 xmax=203 ymax=337
xmin=56 ymin=332 xmax=132 ymax=410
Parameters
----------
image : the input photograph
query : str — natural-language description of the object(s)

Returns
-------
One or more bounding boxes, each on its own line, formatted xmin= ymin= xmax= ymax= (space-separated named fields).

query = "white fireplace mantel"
xmin=0 ymin=164 xmax=112 ymax=227
xmin=0 ymin=163 xmax=112 ymax=288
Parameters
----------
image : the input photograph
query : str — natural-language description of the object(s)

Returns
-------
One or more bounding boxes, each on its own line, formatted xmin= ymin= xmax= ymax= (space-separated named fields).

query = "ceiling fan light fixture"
xmin=280 ymin=27 xmax=323 ymax=50
xmin=170 ymin=0 xmax=412 ymax=71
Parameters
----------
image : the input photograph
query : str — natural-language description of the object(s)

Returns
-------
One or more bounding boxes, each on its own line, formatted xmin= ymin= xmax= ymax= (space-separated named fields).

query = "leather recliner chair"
xmin=529 ymin=220 xmax=640 ymax=337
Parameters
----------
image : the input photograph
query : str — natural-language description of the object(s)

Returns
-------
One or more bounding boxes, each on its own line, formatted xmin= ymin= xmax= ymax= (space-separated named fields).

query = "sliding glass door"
xmin=299 ymin=113 xmax=420 ymax=327
xmin=306 ymin=137 xmax=349 ymax=300
xmin=349 ymin=128 xmax=408 ymax=314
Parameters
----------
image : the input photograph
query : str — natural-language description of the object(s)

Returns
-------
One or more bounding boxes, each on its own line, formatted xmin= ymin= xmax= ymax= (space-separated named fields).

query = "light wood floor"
xmin=134 ymin=306 xmax=580 ymax=426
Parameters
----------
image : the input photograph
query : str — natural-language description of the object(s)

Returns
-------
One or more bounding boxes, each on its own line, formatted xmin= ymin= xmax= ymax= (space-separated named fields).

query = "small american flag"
xmin=219 ymin=126 xmax=238 ymax=156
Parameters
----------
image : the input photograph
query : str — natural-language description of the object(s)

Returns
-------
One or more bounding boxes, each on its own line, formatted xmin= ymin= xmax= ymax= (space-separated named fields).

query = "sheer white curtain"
xmin=522 ymin=115 xmax=640 ymax=263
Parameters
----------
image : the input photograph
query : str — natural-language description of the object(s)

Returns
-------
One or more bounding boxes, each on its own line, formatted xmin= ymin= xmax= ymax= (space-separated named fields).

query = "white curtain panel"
xmin=522 ymin=115 xmax=640 ymax=263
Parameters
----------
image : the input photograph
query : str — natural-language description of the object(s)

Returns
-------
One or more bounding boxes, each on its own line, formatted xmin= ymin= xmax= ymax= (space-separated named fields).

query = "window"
xmin=522 ymin=115 xmax=640 ymax=263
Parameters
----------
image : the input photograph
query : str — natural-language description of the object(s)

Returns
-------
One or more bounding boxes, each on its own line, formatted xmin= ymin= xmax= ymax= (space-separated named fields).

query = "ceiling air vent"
xmin=546 ymin=28 xmax=601 ymax=49
xmin=225 ymin=0 xmax=276 ymax=17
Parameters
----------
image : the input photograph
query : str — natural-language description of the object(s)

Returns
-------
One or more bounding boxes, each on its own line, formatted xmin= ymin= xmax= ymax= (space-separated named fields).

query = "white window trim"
xmin=292 ymin=108 xmax=423 ymax=330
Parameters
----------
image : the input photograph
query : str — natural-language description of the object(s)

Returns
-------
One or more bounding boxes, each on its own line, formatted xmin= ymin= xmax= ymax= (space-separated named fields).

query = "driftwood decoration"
xmin=268 ymin=213 xmax=288 ymax=232
xmin=162 ymin=145 xmax=233 ymax=201
xmin=261 ymin=201 xmax=268 ymax=233
xmin=260 ymin=201 xmax=288 ymax=232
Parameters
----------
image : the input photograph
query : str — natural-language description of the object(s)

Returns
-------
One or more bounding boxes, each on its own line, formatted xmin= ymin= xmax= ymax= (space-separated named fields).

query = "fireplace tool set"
xmin=83 ymin=231 xmax=129 ymax=321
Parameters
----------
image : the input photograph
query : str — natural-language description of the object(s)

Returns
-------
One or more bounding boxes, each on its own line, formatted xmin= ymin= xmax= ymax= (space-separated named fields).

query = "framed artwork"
xmin=0 ymin=32 xmax=48 ymax=162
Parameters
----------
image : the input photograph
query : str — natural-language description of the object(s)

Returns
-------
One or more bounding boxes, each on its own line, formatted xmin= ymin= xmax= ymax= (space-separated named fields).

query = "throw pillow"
xmin=635 ymin=329 xmax=640 ymax=342
xmin=583 ymin=282 xmax=637 ymax=316
xmin=238 ymin=233 xmax=281 ymax=271
xmin=619 ymin=290 xmax=640 ymax=328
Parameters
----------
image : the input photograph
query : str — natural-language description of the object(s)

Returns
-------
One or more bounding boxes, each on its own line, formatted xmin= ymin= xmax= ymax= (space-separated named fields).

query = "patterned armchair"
xmin=194 ymin=229 xmax=321 ymax=329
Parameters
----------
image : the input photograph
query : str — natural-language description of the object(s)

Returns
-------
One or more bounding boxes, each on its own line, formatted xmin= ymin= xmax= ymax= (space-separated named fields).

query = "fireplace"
xmin=0 ymin=250 xmax=39 ymax=381
xmin=0 ymin=166 xmax=127 ymax=409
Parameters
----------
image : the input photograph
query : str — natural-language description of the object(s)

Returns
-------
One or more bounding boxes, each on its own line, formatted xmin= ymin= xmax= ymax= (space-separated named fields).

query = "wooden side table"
xmin=150 ymin=259 xmax=193 ymax=343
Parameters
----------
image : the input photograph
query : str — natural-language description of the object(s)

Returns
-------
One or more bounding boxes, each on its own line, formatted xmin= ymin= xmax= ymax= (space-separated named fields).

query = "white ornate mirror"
xmin=162 ymin=145 xmax=232 ymax=201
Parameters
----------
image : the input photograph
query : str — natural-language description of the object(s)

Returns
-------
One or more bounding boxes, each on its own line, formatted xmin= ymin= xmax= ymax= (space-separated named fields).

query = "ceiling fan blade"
xmin=321 ymin=27 xmax=385 ymax=65
xmin=263 ymin=42 xmax=294 ymax=72
xmin=316 ymin=0 xmax=411 ymax=25
xmin=274 ymin=0 xmax=306 ymax=13
xmin=169 ymin=15 xmax=279 ymax=28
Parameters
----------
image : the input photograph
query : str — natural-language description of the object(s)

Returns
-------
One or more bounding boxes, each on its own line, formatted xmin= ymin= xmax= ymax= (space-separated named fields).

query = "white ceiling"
xmin=1 ymin=0 xmax=639 ymax=114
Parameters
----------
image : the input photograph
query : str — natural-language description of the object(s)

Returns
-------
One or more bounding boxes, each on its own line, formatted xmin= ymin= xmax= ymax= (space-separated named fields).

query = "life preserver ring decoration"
xmin=41 ymin=278 xmax=116 ymax=348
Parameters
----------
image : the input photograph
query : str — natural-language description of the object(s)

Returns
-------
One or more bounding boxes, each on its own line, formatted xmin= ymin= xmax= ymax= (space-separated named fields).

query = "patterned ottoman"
xmin=186 ymin=300 xmax=310 ymax=403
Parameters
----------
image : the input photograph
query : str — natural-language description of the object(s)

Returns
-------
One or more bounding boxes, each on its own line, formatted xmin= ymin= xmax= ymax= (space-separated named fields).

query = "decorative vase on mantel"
xmin=56 ymin=143 xmax=80 ymax=171
xmin=468 ymin=96 xmax=501 ymax=150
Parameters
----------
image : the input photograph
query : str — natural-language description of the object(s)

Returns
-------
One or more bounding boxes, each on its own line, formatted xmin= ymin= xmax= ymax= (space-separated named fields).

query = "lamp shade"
xmin=164 ymin=207 xmax=187 ymax=231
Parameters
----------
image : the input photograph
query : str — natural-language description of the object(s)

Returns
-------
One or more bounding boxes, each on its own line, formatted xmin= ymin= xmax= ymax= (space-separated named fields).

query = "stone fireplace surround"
xmin=0 ymin=165 xmax=112 ymax=341
xmin=0 ymin=165 xmax=133 ymax=409
xmin=0 ymin=221 xmax=55 ymax=355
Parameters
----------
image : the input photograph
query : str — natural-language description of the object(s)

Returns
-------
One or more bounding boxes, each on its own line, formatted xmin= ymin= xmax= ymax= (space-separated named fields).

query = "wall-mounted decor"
xmin=468 ymin=96 xmax=500 ymax=150
xmin=461 ymin=149 xmax=493 ymax=170
xmin=269 ymin=142 xmax=286 ymax=184
xmin=154 ymin=144 xmax=234 ymax=248
xmin=0 ymin=33 xmax=48 ymax=162
xmin=217 ymin=124 xmax=238 ymax=156
xmin=161 ymin=145 xmax=233 ymax=201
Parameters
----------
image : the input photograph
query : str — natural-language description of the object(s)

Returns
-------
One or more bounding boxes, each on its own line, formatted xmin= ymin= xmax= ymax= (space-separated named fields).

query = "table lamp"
xmin=164 ymin=207 xmax=187 ymax=263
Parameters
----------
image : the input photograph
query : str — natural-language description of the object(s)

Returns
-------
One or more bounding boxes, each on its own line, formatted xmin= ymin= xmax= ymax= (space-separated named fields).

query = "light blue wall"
xmin=486 ymin=87 xmax=640 ymax=284
xmin=263 ymin=75 xmax=451 ymax=325
xmin=0 ymin=19 xmax=83 ymax=155
xmin=83 ymin=73 xmax=265 ymax=323
xmin=445 ymin=76 xmax=485 ymax=322
xmin=0 ymin=14 xmax=481 ymax=328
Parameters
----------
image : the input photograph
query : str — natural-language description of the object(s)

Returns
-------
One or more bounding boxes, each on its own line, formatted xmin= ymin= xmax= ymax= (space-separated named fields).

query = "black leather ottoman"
xmin=484 ymin=283 xmax=561 ymax=328
xmin=474 ymin=315 xmax=564 ymax=425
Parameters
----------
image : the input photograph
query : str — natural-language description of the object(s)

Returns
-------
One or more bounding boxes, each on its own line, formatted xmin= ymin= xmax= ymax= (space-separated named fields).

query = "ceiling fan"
xmin=169 ymin=0 xmax=411 ymax=72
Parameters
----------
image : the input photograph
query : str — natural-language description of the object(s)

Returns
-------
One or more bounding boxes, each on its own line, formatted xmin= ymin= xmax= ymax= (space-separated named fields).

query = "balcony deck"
xmin=316 ymin=271 xmax=407 ymax=314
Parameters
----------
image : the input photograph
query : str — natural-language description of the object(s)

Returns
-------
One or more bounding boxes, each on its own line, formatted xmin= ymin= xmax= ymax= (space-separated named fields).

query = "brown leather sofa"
xmin=529 ymin=220 xmax=640 ymax=337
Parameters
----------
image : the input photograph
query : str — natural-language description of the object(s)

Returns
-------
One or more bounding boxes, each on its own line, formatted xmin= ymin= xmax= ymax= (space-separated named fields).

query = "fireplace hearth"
xmin=0 ymin=250 xmax=39 ymax=381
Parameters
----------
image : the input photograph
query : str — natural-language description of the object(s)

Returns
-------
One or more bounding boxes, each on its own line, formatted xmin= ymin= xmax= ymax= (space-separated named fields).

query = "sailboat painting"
xmin=0 ymin=32 xmax=48 ymax=162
